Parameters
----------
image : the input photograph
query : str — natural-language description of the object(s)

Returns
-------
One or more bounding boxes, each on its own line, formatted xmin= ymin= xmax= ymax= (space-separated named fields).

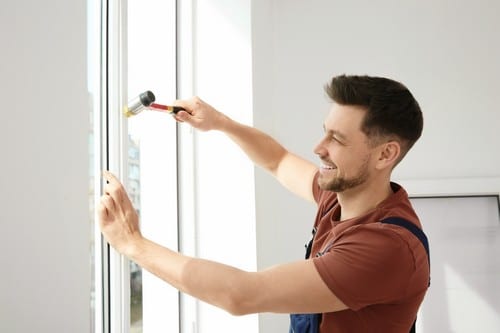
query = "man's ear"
xmin=376 ymin=141 xmax=401 ymax=170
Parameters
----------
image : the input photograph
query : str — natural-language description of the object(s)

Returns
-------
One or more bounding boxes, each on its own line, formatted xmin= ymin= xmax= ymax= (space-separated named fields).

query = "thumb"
xmin=174 ymin=110 xmax=192 ymax=123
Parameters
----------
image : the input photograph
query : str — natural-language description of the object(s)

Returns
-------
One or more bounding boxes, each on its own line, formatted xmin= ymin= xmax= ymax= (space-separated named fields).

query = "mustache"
xmin=320 ymin=158 xmax=337 ymax=168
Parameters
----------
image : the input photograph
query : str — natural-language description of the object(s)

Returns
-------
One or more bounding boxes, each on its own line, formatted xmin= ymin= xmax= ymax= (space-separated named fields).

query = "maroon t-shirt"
xmin=311 ymin=174 xmax=429 ymax=333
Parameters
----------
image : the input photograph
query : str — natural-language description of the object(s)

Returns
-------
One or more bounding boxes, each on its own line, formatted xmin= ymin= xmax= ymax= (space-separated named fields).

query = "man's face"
xmin=313 ymin=104 xmax=375 ymax=192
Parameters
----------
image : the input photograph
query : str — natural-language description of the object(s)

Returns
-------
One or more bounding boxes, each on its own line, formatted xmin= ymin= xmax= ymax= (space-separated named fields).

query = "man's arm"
xmin=98 ymin=171 xmax=347 ymax=315
xmin=128 ymin=239 xmax=347 ymax=315
xmin=174 ymin=97 xmax=318 ymax=203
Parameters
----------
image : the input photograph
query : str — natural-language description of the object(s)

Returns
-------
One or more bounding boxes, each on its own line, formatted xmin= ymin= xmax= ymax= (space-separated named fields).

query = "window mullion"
xmin=104 ymin=0 xmax=130 ymax=333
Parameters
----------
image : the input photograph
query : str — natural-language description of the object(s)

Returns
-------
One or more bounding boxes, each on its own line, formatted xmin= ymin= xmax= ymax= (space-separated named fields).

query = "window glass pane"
xmin=127 ymin=1 xmax=178 ymax=332
xmin=128 ymin=135 xmax=142 ymax=332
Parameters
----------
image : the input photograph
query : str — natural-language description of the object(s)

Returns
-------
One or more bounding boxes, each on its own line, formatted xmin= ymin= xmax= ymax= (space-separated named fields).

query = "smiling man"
xmin=99 ymin=74 xmax=429 ymax=333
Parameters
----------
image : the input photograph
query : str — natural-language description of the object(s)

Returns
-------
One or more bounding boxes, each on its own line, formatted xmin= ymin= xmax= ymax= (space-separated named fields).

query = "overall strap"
xmin=380 ymin=217 xmax=430 ymax=267
xmin=381 ymin=217 xmax=430 ymax=333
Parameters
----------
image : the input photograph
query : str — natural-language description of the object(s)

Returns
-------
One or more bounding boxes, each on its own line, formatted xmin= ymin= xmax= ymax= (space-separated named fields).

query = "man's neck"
xmin=336 ymin=179 xmax=394 ymax=221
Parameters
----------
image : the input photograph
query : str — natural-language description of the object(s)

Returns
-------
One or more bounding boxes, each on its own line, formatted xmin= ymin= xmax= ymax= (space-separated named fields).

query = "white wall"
xmin=251 ymin=0 xmax=500 ymax=332
xmin=0 ymin=1 xmax=90 ymax=332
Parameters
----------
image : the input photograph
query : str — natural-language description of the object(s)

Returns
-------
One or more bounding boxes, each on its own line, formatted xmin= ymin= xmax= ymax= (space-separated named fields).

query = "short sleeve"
xmin=313 ymin=224 xmax=415 ymax=311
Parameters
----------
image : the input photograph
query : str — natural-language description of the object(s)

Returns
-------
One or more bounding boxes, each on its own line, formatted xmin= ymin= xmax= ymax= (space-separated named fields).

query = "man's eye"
xmin=331 ymin=136 xmax=341 ymax=143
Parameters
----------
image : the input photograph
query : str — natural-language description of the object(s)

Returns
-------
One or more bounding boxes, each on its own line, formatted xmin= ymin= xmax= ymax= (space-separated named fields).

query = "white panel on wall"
xmin=411 ymin=196 xmax=500 ymax=333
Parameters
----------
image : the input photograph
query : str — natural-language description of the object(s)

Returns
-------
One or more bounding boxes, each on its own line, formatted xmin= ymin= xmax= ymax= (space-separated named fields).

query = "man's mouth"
xmin=319 ymin=162 xmax=337 ymax=173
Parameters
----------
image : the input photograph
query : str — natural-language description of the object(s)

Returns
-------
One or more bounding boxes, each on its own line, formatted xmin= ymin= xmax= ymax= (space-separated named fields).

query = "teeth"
xmin=321 ymin=164 xmax=335 ymax=170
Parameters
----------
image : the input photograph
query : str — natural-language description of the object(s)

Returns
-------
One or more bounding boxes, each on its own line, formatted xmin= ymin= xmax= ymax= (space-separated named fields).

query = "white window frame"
xmin=93 ymin=1 xmax=130 ymax=332
xmin=92 ymin=1 xmax=193 ymax=332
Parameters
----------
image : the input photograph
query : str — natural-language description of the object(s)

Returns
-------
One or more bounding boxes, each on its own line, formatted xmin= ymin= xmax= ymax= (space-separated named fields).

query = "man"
xmin=99 ymin=74 xmax=429 ymax=332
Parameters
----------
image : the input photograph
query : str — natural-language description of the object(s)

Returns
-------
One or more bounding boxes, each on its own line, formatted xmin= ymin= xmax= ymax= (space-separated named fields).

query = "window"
xmin=90 ymin=1 xmax=257 ymax=332
xmin=90 ymin=1 xmax=179 ymax=332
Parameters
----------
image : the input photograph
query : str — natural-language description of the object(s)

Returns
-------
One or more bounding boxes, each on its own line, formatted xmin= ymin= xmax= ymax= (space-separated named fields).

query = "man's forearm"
xmin=173 ymin=98 xmax=317 ymax=201
xmin=128 ymin=237 xmax=255 ymax=316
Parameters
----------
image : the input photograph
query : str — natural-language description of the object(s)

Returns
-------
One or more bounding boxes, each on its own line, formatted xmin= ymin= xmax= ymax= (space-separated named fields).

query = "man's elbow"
xmin=220 ymin=285 xmax=260 ymax=316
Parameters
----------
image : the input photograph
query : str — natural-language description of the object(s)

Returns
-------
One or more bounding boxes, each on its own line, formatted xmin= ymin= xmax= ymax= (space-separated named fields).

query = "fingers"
xmin=102 ymin=170 xmax=120 ymax=186
xmin=97 ymin=171 xmax=142 ymax=255
xmin=173 ymin=96 xmax=202 ymax=110
xmin=99 ymin=193 xmax=115 ymax=214
xmin=174 ymin=110 xmax=191 ymax=122
xmin=173 ymin=98 xmax=188 ymax=109
xmin=102 ymin=171 xmax=125 ymax=203
xmin=173 ymin=96 xmax=205 ymax=117
xmin=172 ymin=96 xmax=223 ymax=132
xmin=172 ymin=98 xmax=194 ymax=123
xmin=97 ymin=200 xmax=108 ymax=220
xmin=100 ymin=171 xmax=134 ymax=211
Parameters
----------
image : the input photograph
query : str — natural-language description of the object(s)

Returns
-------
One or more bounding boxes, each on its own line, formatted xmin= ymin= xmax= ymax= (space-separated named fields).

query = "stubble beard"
xmin=319 ymin=159 xmax=371 ymax=193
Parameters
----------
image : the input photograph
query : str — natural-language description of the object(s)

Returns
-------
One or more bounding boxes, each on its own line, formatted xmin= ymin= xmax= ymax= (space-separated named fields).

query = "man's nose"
xmin=313 ymin=138 xmax=327 ymax=156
